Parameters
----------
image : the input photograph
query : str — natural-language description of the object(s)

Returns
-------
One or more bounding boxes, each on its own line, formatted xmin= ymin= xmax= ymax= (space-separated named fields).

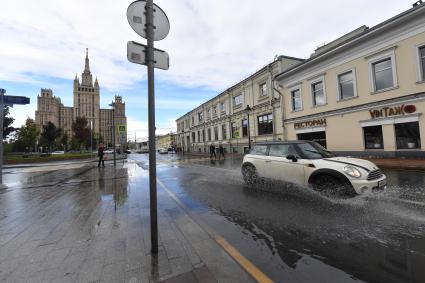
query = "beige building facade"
xmin=176 ymin=3 xmax=425 ymax=158
xmin=176 ymin=56 xmax=304 ymax=154
xmin=275 ymin=3 xmax=425 ymax=158
xmin=35 ymin=50 xmax=127 ymax=148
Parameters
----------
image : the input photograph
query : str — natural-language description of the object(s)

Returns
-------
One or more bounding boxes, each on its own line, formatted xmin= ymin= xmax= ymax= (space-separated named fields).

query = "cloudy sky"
xmin=0 ymin=0 xmax=411 ymax=140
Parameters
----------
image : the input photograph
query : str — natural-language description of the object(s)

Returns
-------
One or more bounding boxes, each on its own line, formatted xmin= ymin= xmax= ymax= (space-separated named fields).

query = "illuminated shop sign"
xmin=369 ymin=104 xmax=416 ymax=119
xmin=294 ymin=118 xmax=327 ymax=129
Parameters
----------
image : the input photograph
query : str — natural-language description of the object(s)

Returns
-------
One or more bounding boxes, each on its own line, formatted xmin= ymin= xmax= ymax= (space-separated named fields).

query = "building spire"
xmin=84 ymin=48 xmax=90 ymax=73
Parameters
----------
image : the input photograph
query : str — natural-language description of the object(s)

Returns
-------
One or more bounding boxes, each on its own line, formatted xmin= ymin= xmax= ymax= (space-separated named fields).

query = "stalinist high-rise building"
xmin=35 ymin=49 xmax=127 ymax=147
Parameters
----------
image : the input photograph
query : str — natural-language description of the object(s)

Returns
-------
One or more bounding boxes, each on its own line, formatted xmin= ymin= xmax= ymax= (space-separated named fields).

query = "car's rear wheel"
xmin=242 ymin=165 xmax=258 ymax=187
xmin=312 ymin=174 xmax=356 ymax=197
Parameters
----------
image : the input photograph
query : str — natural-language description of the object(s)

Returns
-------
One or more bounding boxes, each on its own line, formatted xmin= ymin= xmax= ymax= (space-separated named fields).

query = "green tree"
xmin=41 ymin=122 xmax=61 ymax=152
xmin=3 ymin=106 xmax=15 ymax=140
xmin=60 ymin=132 xmax=69 ymax=151
xmin=16 ymin=118 xmax=39 ymax=153
xmin=72 ymin=117 xmax=90 ymax=150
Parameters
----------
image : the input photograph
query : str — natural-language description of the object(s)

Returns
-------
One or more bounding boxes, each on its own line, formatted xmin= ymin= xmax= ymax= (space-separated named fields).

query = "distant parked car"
xmin=104 ymin=149 xmax=114 ymax=154
xmin=158 ymin=148 xmax=168 ymax=154
xmin=51 ymin=151 xmax=65 ymax=155
xmin=124 ymin=149 xmax=131 ymax=154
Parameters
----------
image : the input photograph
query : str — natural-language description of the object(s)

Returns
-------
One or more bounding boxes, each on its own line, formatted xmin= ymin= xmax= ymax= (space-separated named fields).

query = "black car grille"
xmin=367 ymin=169 xmax=383 ymax=181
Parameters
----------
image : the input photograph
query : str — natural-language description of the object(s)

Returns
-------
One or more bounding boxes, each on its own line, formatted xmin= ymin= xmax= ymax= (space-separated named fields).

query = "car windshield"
xmin=297 ymin=142 xmax=336 ymax=159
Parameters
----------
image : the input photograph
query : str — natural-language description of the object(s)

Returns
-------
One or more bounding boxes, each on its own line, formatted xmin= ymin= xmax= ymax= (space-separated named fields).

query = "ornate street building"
xmin=35 ymin=49 xmax=127 ymax=147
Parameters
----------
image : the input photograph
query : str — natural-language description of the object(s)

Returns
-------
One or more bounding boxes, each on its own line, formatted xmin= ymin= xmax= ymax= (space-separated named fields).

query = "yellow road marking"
xmin=157 ymin=178 xmax=274 ymax=283
xmin=214 ymin=235 xmax=274 ymax=283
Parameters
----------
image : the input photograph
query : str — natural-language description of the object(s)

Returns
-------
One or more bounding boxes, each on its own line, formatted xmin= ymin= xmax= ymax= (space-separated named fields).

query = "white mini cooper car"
xmin=241 ymin=141 xmax=387 ymax=196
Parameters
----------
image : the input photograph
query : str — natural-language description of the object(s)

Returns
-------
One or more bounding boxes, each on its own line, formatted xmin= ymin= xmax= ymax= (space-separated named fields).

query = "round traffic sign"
xmin=127 ymin=0 xmax=170 ymax=41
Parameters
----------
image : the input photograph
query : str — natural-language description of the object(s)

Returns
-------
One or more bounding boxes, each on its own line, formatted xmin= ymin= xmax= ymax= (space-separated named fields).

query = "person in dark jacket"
xmin=218 ymin=144 xmax=225 ymax=159
xmin=98 ymin=143 xmax=105 ymax=167
xmin=209 ymin=143 xmax=216 ymax=159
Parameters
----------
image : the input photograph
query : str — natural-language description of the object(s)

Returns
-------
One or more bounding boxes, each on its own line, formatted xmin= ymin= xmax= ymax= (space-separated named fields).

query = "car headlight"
xmin=343 ymin=165 xmax=362 ymax=178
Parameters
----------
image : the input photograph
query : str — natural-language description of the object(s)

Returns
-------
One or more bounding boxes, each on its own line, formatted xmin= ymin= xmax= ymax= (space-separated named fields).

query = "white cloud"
xmin=127 ymin=117 xmax=176 ymax=142
xmin=0 ymin=0 xmax=409 ymax=91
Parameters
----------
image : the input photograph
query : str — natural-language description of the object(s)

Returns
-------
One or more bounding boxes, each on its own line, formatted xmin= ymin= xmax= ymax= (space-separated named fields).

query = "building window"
xmin=395 ymin=122 xmax=421 ymax=149
xmin=338 ymin=71 xmax=355 ymax=100
xmin=231 ymin=122 xmax=238 ymax=139
xmin=213 ymin=106 xmax=217 ymax=116
xmin=418 ymin=45 xmax=425 ymax=81
xmin=214 ymin=126 xmax=218 ymax=141
xmin=242 ymin=119 xmax=248 ymax=137
xmin=221 ymin=124 xmax=227 ymax=140
xmin=373 ymin=58 xmax=394 ymax=91
xmin=363 ymin=126 xmax=384 ymax=149
xmin=291 ymin=89 xmax=302 ymax=111
xmin=220 ymin=102 xmax=226 ymax=113
xmin=233 ymin=94 xmax=243 ymax=107
xmin=207 ymin=128 xmax=211 ymax=141
xmin=197 ymin=130 xmax=201 ymax=142
xmin=198 ymin=112 xmax=203 ymax=122
xmin=257 ymin=113 xmax=273 ymax=135
xmin=192 ymin=132 xmax=195 ymax=143
xmin=207 ymin=108 xmax=211 ymax=119
xmin=202 ymin=129 xmax=205 ymax=141
xmin=191 ymin=116 xmax=194 ymax=125
xmin=312 ymin=81 xmax=325 ymax=106
xmin=260 ymin=82 xmax=267 ymax=97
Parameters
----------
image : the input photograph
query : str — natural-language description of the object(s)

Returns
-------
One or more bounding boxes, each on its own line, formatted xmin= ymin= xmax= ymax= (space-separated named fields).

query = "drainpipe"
xmin=272 ymin=79 xmax=286 ymax=141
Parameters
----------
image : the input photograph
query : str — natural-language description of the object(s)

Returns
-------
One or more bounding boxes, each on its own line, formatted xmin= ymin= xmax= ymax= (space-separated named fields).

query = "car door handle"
xmin=265 ymin=160 xmax=272 ymax=163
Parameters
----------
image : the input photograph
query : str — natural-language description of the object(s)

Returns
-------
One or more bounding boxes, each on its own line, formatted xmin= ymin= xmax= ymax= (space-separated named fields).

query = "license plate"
xmin=378 ymin=179 xmax=387 ymax=188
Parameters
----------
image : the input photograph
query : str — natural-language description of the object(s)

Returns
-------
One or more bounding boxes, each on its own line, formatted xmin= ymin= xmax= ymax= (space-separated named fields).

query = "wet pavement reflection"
xmin=137 ymin=153 xmax=425 ymax=283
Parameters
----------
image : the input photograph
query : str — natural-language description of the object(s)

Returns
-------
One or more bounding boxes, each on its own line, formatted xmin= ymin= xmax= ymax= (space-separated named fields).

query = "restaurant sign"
xmin=294 ymin=118 xmax=327 ymax=129
xmin=369 ymin=104 xmax=416 ymax=119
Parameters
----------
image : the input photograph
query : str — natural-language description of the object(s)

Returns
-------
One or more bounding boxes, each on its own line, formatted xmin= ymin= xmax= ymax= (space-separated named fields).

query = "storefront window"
xmin=363 ymin=126 xmax=384 ymax=149
xmin=297 ymin=131 xmax=327 ymax=148
xmin=395 ymin=122 xmax=421 ymax=149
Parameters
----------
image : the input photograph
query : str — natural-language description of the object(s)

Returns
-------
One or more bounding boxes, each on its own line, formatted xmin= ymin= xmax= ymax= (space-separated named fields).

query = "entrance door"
xmin=297 ymin=131 xmax=327 ymax=148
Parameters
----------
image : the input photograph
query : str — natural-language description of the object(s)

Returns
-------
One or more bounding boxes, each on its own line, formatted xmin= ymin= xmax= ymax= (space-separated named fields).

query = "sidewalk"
xmin=364 ymin=157 xmax=425 ymax=171
xmin=0 ymin=162 xmax=257 ymax=283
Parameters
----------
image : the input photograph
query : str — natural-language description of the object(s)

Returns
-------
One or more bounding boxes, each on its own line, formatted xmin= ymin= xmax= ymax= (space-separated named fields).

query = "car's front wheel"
xmin=242 ymin=165 xmax=258 ymax=187
xmin=312 ymin=174 xmax=356 ymax=197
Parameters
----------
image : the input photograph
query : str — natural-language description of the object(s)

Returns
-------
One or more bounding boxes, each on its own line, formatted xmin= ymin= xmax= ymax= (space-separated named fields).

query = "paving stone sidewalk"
xmin=0 ymin=162 xmax=255 ymax=283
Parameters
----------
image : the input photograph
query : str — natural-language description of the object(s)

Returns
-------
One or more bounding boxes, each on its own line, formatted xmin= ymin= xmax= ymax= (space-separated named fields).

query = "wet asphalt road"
xmin=130 ymin=153 xmax=425 ymax=283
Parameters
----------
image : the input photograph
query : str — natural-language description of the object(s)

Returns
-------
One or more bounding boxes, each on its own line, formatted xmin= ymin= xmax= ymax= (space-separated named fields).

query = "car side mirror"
xmin=286 ymin=155 xmax=298 ymax=162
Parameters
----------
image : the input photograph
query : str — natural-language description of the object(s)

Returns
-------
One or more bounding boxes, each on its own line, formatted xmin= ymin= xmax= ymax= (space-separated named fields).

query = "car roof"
xmin=253 ymin=140 xmax=315 ymax=146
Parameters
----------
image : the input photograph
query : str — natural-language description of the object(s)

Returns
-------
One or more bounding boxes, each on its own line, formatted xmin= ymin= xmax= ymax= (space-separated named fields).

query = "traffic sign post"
xmin=126 ymin=0 xmax=170 ymax=254
xmin=0 ymin=89 xmax=30 ymax=184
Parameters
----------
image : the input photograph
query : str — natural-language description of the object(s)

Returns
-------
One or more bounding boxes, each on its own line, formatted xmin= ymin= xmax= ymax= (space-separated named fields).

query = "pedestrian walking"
xmin=209 ymin=143 xmax=216 ymax=159
xmin=218 ymin=144 xmax=225 ymax=159
xmin=98 ymin=143 xmax=105 ymax=167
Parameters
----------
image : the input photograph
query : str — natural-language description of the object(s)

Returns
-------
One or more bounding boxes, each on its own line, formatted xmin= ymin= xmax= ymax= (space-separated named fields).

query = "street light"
xmin=245 ymin=105 xmax=252 ymax=150
xmin=109 ymin=102 xmax=116 ymax=167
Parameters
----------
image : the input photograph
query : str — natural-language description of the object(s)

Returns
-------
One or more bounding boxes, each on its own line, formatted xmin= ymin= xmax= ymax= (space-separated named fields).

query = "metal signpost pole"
xmin=0 ymin=89 xmax=4 ymax=184
xmin=112 ymin=104 xmax=116 ymax=167
xmin=146 ymin=0 xmax=158 ymax=254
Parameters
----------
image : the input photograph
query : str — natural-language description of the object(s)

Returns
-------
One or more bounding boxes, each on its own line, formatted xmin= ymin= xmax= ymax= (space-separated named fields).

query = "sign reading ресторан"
xmin=369 ymin=104 xmax=416 ymax=119
xmin=294 ymin=118 xmax=327 ymax=129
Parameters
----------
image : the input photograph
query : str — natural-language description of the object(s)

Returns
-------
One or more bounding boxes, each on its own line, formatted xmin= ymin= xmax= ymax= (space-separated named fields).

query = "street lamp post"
xmin=245 ymin=105 xmax=252 ymax=150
